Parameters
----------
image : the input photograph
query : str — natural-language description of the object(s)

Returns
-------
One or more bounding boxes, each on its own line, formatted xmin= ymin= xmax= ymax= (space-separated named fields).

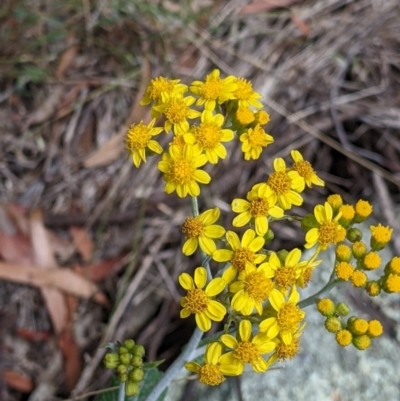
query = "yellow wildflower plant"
xmin=179 ymin=267 xmax=227 ymax=332
xmin=183 ymin=110 xmax=234 ymax=164
xmin=271 ymin=323 xmax=305 ymax=362
xmin=232 ymin=77 xmax=263 ymax=109
xmin=140 ymin=76 xmax=187 ymax=107
xmin=185 ymin=342 xmax=240 ymax=385
xmin=181 ymin=208 xmax=225 ymax=256
xmin=158 ymin=144 xmax=211 ymax=198
xmin=240 ymin=124 xmax=274 ymax=161
xmin=305 ymin=202 xmax=346 ymax=250
xmin=212 ymin=229 xmax=266 ymax=276
xmin=189 ymin=69 xmax=237 ymax=111
xmin=219 ymin=320 xmax=276 ymax=373
xmin=290 ymin=150 xmax=325 ymax=188
xmin=124 ymin=119 xmax=163 ymax=168
xmin=153 ymin=93 xmax=201 ymax=134
xmin=235 ymin=106 xmax=255 ymax=126
xmin=260 ymin=286 xmax=305 ymax=345
xmin=231 ymin=184 xmax=284 ymax=236
xmin=229 ymin=263 xmax=275 ymax=315
xmin=255 ymin=110 xmax=270 ymax=125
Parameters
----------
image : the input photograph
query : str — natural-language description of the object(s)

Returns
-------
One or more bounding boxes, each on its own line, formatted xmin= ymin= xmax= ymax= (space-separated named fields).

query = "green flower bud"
xmin=264 ymin=229 xmax=274 ymax=243
xmin=131 ymin=356 xmax=143 ymax=367
xmin=276 ymin=249 xmax=289 ymax=264
xmin=118 ymin=346 xmax=129 ymax=356
xmin=316 ymin=298 xmax=335 ymax=317
xmin=132 ymin=345 xmax=145 ymax=357
xmin=352 ymin=241 xmax=367 ymax=259
xmin=346 ymin=228 xmax=362 ymax=243
xmin=352 ymin=335 xmax=371 ymax=350
xmin=117 ymin=364 xmax=127 ymax=375
xmin=301 ymin=214 xmax=318 ymax=231
xmin=119 ymin=353 xmax=131 ymax=366
xmin=324 ymin=316 xmax=342 ymax=333
xmin=125 ymin=381 xmax=140 ymax=396
xmin=129 ymin=368 xmax=144 ymax=382
xmin=123 ymin=339 xmax=136 ymax=350
xmin=103 ymin=353 xmax=119 ymax=369
xmin=365 ymin=280 xmax=381 ymax=297
xmin=119 ymin=373 xmax=128 ymax=382
xmin=336 ymin=302 xmax=350 ymax=316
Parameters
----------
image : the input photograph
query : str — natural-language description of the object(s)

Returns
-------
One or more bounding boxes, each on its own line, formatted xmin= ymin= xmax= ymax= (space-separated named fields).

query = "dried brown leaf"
xmin=5 ymin=370 xmax=34 ymax=393
xmin=55 ymin=44 xmax=79 ymax=79
xmin=70 ymin=226 xmax=94 ymax=262
xmin=78 ymin=254 xmax=127 ymax=282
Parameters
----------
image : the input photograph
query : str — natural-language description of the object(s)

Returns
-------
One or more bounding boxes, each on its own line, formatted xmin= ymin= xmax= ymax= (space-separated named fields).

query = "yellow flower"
xmin=336 ymin=329 xmax=352 ymax=347
xmin=354 ymin=199 xmax=373 ymax=222
xmin=363 ymin=252 xmax=381 ymax=271
xmin=219 ymin=320 xmax=276 ymax=373
xmin=189 ymin=69 xmax=237 ymax=111
xmin=158 ymin=144 xmax=211 ymax=198
xmin=383 ymin=274 xmax=400 ymax=293
xmin=181 ymin=208 xmax=225 ymax=256
xmin=179 ymin=267 xmax=227 ymax=332
xmin=140 ymin=76 xmax=187 ymax=106
xmin=305 ymin=202 xmax=347 ymax=250
xmin=350 ymin=270 xmax=367 ymax=288
xmin=370 ymin=223 xmax=392 ymax=250
xmin=236 ymin=106 xmax=255 ymax=125
xmin=231 ymin=184 xmax=284 ymax=236
xmin=153 ymin=94 xmax=201 ymax=134
xmin=259 ymin=158 xmax=305 ymax=210
xmin=124 ymin=119 xmax=163 ymax=167
xmin=240 ymin=124 xmax=274 ymax=161
xmin=271 ymin=324 xmax=304 ymax=362
xmin=259 ymin=286 xmax=305 ymax=345
xmin=367 ymin=320 xmax=383 ymax=338
xmin=212 ymin=229 xmax=266 ymax=275
xmin=183 ymin=111 xmax=234 ymax=164
xmin=255 ymin=110 xmax=270 ymax=125
xmin=232 ymin=77 xmax=263 ymax=109
xmin=260 ymin=249 xmax=307 ymax=292
xmin=335 ymin=261 xmax=354 ymax=281
xmin=185 ymin=342 xmax=240 ymax=385
xmin=290 ymin=150 xmax=324 ymax=188
xmin=229 ymin=263 xmax=275 ymax=315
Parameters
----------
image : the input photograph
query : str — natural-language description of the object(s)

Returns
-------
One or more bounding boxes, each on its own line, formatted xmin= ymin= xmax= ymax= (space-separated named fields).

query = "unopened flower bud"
xmin=276 ymin=249 xmax=289 ymax=264
xmin=346 ymin=228 xmax=362 ymax=243
xmin=354 ymin=200 xmax=373 ymax=223
xmin=117 ymin=364 xmax=127 ymax=375
xmin=123 ymin=339 xmax=136 ymax=350
xmin=103 ymin=353 xmax=119 ymax=369
xmin=336 ymin=329 xmax=352 ymax=347
xmin=125 ymin=381 xmax=139 ymax=396
xmin=301 ymin=214 xmax=318 ymax=231
xmin=316 ymin=298 xmax=335 ymax=317
xmin=132 ymin=344 xmax=145 ymax=357
xmin=119 ymin=373 xmax=128 ymax=382
xmin=119 ymin=353 xmax=131 ymax=366
xmin=335 ymin=244 xmax=352 ymax=262
xmin=336 ymin=302 xmax=350 ymax=316
xmin=129 ymin=368 xmax=144 ymax=382
xmin=325 ymin=316 xmax=342 ymax=333
xmin=365 ymin=281 xmax=381 ymax=297
xmin=264 ymin=229 xmax=274 ymax=243
xmin=352 ymin=335 xmax=371 ymax=350
xmin=370 ymin=224 xmax=392 ymax=251
xmin=348 ymin=318 xmax=368 ymax=335
xmin=352 ymin=241 xmax=367 ymax=259
xmin=327 ymin=194 xmax=343 ymax=213
xmin=382 ymin=274 xmax=400 ymax=294
xmin=118 ymin=346 xmax=129 ymax=356
xmin=385 ymin=257 xmax=400 ymax=275
xmin=131 ymin=356 xmax=143 ymax=367
xmin=339 ymin=204 xmax=355 ymax=228
xmin=367 ymin=320 xmax=383 ymax=338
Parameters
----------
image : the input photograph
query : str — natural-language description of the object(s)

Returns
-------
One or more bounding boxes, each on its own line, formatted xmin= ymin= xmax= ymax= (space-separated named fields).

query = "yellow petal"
xmin=290 ymin=150 xmax=303 ymax=162
xmin=195 ymin=312 xmax=211 ymax=332
xmin=212 ymin=249 xmax=233 ymax=262
xmin=178 ymin=273 xmax=194 ymax=290
xmin=232 ymin=212 xmax=251 ymax=228
xmin=273 ymin=158 xmax=286 ymax=171
xmin=281 ymin=331 xmax=292 ymax=345
xmin=194 ymin=267 xmax=207 ymax=289
xmin=205 ymin=342 xmax=222 ymax=364
xmin=180 ymin=308 xmax=191 ymax=318
xmin=255 ymin=216 xmax=268 ymax=236
xmin=193 ymin=169 xmax=211 ymax=184
xmin=203 ymin=225 xmax=225 ymax=238
xmin=199 ymin=236 xmax=216 ymax=255
xmin=269 ymin=289 xmax=285 ymax=311
xmin=248 ymin=236 xmax=265 ymax=252
xmin=182 ymin=238 xmax=198 ymax=256
xmin=286 ymin=248 xmax=301 ymax=266
xmin=252 ymin=357 xmax=268 ymax=373
xmin=231 ymin=198 xmax=250 ymax=213
xmin=199 ymin=208 xmax=219 ymax=225
xmin=184 ymin=362 xmax=200 ymax=373
xmin=239 ymin=320 xmax=252 ymax=342
xmin=259 ymin=317 xmax=275 ymax=332
xmin=205 ymin=277 xmax=226 ymax=297
xmin=206 ymin=300 xmax=226 ymax=321
xmin=241 ymin=229 xmax=256 ymax=247
xmin=220 ymin=334 xmax=238 ymax=349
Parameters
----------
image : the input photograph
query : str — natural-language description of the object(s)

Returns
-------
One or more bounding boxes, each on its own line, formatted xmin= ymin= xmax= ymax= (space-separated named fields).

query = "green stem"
xmin=118 ymin=382 xmax=125 ymax=401
xmin=298 ymin=279 xmax=341 ymax=309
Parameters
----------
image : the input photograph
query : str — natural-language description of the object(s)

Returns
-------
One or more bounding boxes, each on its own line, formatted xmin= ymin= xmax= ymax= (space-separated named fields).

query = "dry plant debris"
xmin=0 ymin=0 xmax=400 ymax=400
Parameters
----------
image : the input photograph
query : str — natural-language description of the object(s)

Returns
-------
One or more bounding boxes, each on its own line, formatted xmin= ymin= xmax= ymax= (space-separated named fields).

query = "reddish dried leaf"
xmin=16 ymin=328 xmax=52 ymax=342
xmin=79 ymin=254 xmax=127 ymax=282
xmin=0 ymin=232 xmax=32 ymax=265
xmin=240 ymin=0 xmax=303 ymax=14
xmin=5 ymin=370 xmax=33 ymax=393
xmin=291 ymin=14 xmax=310 ymax=37
xmin=5 ymin=203 xmax=29 ymax=235
xmin=58 ymin=330 xmax=82 ymax=391
xmin=70 ymin=226 xmax=94 ymax=262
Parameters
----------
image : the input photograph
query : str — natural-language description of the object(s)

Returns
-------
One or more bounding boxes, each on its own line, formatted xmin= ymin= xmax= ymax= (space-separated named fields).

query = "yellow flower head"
xmin=383 ymin=274 xmax=400 ymax=293
xmin=185 ymin=342 xmax=240 ymax=385
xmin=125 ymin=119 xmax=163 ymax=167
xmin=179 ymin=267 xmax=227 ymax=332
xmin=183 ymin=111 xmax=234 ymax=164
xmin=232 ymin=77 xmax=263 ymax=109
xmin=335 ymin=244 xmax=352 ymax=262
xmin=219 ymin=320 xmax=276 ymax=374
xmin=351 ymin=270 xmax=367 ymax=288
xmin=260 ymin=286 xmax=305 ymax=345
xmin=262 ymin=158 xmax=305 ymax=210
xmin=181 ymin=208 xmax=225 ymax=256
xmin=363 ymin=252 xmax=381 ymax=271
xmin=354 ymin=199 xmax=373 ymax=221
xmin=327 ymin=194 xmax=343 ymax=212
xmin=255 ymin=110 xmax=270 ymax=125
xmin=339 ymin=204 xmax=355 ymax=225
xmin=231 ymin=184 xmax=284 ymax=236
xmin=240 ymin=124 xmax=274 ymax=161
xmin=365 ymin=280 xmax=381 ymax=297
xmin=212 ymin=229 xmax=266 ymax=275
xmin=348 ymin=318 xmax=368 ymax=335
xmin=190 ymin=69 xmax=237 ymax=111
xmin=229 ymin=263 xmax=275 ymax=315
xmin=367 ymin=320 xmax=383 ymax=338
xmin=290 ymin=150 xmax=324 ymax=188
xmin=236 ymin=106 xmax=255 ymax=125
xmin=158 ymin=144 xmax=211 ymax=198
xmin=370 ymin=223 xmax=393 ymax=248
xmin=153 ymin=94 xmax=201 ymax=134
xmin=272 ymin=325 xmax=304 ymax=361
xmin=353 ymin=334 xmax=371 ymax=350
xmin=305 ymin=202 xmax=347 ymax=250
xmin=140 ymin=76 xmax=187 ymax=106
xmin=352 ymin=241 xmax=367 ymax=259
xmin=316 ymin=298 xmax=335 ymax=317
xmin=336 ymin=329 xmax=352 ymax=346
xmin=260 ymin=248 xmax=306 ymax=292
xmin=387 ymin=257 xmax=400 ymax=275
xmin=335 ymin=261 xmax=354 ymax=281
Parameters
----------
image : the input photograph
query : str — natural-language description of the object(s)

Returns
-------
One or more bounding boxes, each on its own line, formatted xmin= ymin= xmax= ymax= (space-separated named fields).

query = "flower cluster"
xmin=124 ymin=72 xmax=399 ymax=389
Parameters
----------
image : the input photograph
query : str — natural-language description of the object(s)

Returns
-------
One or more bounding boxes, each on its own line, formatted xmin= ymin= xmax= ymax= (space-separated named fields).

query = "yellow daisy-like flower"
xmin=260 ymin=249 xmax=307 ymax=292
xmin=124 ymin=119 xmax=163 ymax=168
xmin=179 ymin=267 xmax=227 ymax=332
xmin=305 ymin=202 xmax=347 ymax=250
xmin=185 ymin=342 xmax=240 ymax=386
xmin=270 ymin=324 xmax=304 ymax=362
xmin=158 ymin=144 xmax=211 ymax=198
xmin=240 ymin=124 xmax=274 ymax=161
xmin=259 ymin=286 xmax=305 ymax=345
xmin=153 ymin=94 xmax=201 ymax=134
xmin=181 ymin=208 xmax=225 ymax=256
xmin=255 ymin=110 xmax=270 ymax=125
xmin=229 ymin=263 xmax=275 ymax=315
xmin=219 ymin=320 xmax=276 ymax=374
xmin=189 ymin=69 xmax=237 ymax=111
xmin=296 ymin=252 xmax=322 ymax=288
xmin=258 ymin=158 xmax=305 ymax=210
xmin=232 ymin=77 xmax=263 ymax=109
xmin=236 ymin=106 xmax=255 ymax=125
xmin=140 ymin=76 xmax=187 ymax=106
xmin=290 ymin=150 xmax=324 ymax=188
xmin=183 ymin=111 xmax=234 ymax=164
xmin=212 ymin=229 xmax=266 ymax=275
xmin=231 ymin=184 xmax=284 ymax=236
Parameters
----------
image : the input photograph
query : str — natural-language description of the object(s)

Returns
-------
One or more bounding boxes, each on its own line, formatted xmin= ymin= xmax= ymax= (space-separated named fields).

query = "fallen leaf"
xmin=0 ymin=232 xmax=32 ymax=265
xmin=55 ymin=44 xmax=79 ymax=79
xmin=240 ymin=0 xmax=304 ymax=14
xmin=0 ymin=261 xmax=108 ymax=306
xmin=70 ymin=226 xmax=94 ymax=262
xmin=291 ymin=13 xmax=310 ymax=37
xmin=16 ymin=328 xmax=52 ymax=342
xmin=78 ymin=254 xmax=127 ymax=282
xmin=29 ymin=209 xmax=68 ymax=334
xmin=5 ymin=370 xmax=34 ymax=393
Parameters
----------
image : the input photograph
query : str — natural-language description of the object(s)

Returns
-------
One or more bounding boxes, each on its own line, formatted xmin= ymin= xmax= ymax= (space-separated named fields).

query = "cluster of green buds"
xmin=103 ymin=339 xmax=146 ymax=396
xmin=317 ymin=298 xmax=383 ymax=350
